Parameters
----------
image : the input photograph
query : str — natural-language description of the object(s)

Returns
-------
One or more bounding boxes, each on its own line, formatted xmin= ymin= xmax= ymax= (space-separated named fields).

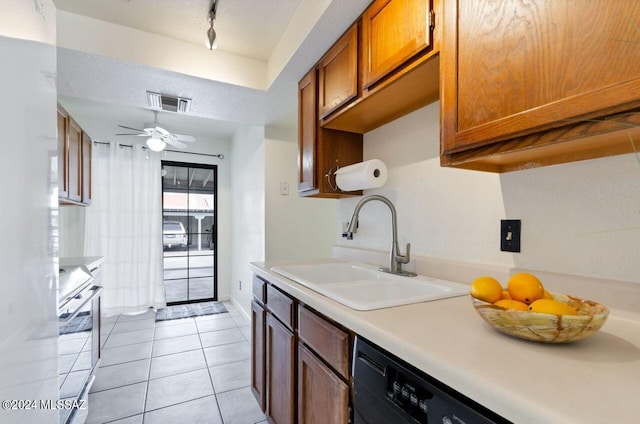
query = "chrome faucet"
xmin=344 ymin=195 xmax=417 ymax=277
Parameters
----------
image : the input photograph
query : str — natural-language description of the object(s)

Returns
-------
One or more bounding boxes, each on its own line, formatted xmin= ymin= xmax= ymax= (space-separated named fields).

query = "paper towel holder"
xmin=325 ymin=165 xmax=341 ymax=192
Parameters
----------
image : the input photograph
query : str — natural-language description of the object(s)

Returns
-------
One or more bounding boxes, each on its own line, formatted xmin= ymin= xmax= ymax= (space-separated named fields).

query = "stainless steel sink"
xmin=270 ymin=261 xmax=469 ymax=310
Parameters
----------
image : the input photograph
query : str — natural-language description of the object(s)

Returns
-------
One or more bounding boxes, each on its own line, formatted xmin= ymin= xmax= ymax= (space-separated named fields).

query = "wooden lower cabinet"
xmin=251 ymin=300 xmax=266 ymax=412
xmin=266 ymin=314 xmax=296 ymax=424
xmin=298 ymin=344 xmax=349 ymax=424
xmin=252 ymin=276 xmax=354 ymax=424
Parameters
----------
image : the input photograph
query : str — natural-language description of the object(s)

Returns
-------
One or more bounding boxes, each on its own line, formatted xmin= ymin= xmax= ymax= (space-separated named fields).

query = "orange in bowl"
xmin=469 ymin=276 xmax=503 ymax=303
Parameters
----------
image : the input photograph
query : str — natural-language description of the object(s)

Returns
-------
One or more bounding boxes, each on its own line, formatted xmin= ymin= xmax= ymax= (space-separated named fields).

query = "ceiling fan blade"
xmin=116 ymin=133 xmax=144 ymax=136
xmin=154 ymin=126 xmax=171 ymax=137
xmin=174 ymin=133 xmax=196 ymax=142
xmin=165 ymin=139 xmax=188 ymax=149
xmin=117 ymin=125 xmax=144 ymax=132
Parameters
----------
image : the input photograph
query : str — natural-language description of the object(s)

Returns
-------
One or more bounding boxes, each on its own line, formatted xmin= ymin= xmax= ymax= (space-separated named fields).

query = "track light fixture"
xmin=207 ymin=0 xmax=219 ymax=50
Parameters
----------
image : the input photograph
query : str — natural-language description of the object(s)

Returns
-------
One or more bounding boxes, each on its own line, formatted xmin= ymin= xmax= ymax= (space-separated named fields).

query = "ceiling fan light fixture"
xmin=146 ymin=137 xmax=166 ymax=152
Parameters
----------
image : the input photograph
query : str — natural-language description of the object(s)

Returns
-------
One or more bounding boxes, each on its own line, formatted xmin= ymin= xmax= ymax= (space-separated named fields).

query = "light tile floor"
xmin=87 ymin=301 xmax=266 ymax=424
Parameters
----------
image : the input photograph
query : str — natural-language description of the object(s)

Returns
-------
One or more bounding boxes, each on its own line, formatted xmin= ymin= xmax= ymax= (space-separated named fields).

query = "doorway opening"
xmin=161 ymin=162 xmax=217 ymax=305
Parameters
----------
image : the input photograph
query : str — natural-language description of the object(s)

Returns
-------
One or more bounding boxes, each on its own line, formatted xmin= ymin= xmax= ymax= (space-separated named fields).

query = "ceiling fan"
xmin=116 ymin=111 xmax=196 ymax=151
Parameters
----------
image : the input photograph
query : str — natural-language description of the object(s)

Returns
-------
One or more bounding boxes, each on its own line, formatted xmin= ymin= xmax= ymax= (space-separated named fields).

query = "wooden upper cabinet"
xmin=362 ymin=0 xmax=432 ymax=89
xmin=298 ymin=69 xmax=318 ymax=194
xmin=67 ymin=117 xmax=83 ymax=203
xmin=81 ymin=131 xmax=92 ymax=205
xmin=58 ymin=103 xmax=93 ymax=205
xmin=441 ymin=0 xmax=640 ymax=171
xmin=318 ymin=23 xmax=359 ymax=119
xmin=321 ymin=0 xmax=440 ymax=134
xmin=298 ymin=68 xmax=363 ymax=198
xmin=57 ymin=107 xmax=69 ymax=199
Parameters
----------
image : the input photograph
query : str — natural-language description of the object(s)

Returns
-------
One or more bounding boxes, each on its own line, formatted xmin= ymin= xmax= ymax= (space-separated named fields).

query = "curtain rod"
xmin=165 ymin=149 xmax=224 ymax=159
xmin=94 ymin=142 xmax=222 ymax=158
xmin=94 ymin=141 xmax=147 ymax=150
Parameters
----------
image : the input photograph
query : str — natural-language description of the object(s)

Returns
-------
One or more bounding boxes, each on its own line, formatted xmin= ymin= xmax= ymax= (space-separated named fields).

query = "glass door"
xmin=161 ymin=162 xmax=217 ymax=304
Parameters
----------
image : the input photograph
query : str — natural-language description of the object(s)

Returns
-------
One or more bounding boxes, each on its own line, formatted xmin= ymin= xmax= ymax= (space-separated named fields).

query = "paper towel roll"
xmin=335 ymin=159 xmax=388 ymax=191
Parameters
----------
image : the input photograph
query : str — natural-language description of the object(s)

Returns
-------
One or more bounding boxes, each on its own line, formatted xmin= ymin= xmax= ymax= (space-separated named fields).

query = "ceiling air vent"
xmin=146 ymin=91 xmax=191 ymax=113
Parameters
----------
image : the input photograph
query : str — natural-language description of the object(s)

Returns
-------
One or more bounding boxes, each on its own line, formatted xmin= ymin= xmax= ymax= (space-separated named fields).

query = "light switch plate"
xmin=280 ymin=181 xmax=289 ymax=196
xmin=500 ymin=219 xmax=521 ymax=252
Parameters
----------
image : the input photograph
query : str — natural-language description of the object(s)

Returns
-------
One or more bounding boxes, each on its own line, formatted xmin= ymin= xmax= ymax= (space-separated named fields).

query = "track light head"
xmin=207 ymin=0 xmax=218 ymax=50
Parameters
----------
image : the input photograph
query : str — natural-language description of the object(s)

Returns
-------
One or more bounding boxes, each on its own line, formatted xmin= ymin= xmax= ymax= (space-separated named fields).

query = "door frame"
xmin=161 ymin=160 xmax=218 ymax=305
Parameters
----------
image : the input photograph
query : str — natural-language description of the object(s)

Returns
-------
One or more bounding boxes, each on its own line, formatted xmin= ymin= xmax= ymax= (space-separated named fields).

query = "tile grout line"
xmin=140 ymin=310 xmax=157 ymax=424
xmin=197 ymin=317 xmax=227 ymax=424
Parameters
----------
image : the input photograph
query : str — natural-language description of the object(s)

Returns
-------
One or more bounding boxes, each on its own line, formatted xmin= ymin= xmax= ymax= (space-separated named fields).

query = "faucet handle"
xmin=397 ymin=243 xmax=411 ymax=264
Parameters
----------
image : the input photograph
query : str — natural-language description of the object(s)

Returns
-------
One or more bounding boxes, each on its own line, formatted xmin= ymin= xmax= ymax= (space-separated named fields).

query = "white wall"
xmin=59 ymin=205 xmax=85 ymax=257
xmin=1 ymin=0 xmax=56 ymax=43
xmin=264 ymin=126 xmax=337 ymax=261
xmin=337 ymin=102 xmax=640 ymax=283
xmin=56 ymin=11 xmax=267 ymax=91
xmin=230 ymin=126 xmax=266 ymax=316
xmin=0 ymin=1 xmax=59 ymax=422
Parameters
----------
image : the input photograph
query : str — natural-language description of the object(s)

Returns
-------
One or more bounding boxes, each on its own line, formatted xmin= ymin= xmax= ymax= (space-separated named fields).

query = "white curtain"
xmin=84 ymin=142 xmax=165 ymax=316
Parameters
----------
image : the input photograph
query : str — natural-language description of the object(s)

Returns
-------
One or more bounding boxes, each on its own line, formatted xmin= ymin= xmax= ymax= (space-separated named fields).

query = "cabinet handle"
xmin=357 ymin=351 xmax=385 ymax=376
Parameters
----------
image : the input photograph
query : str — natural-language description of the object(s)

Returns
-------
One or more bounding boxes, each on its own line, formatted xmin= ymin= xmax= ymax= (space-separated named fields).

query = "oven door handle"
xmin=59 ymin=286 xmax=103 ymax=323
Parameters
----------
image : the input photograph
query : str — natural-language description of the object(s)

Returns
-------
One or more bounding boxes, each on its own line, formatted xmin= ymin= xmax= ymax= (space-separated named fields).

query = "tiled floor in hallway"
xmin=87 ymin=301 xmax=266 ymax=424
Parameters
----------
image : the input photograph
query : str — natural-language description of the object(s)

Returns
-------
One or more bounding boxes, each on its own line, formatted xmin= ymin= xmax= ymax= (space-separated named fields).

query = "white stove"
xmin=58 ymin=265 xmax=102 ymax=424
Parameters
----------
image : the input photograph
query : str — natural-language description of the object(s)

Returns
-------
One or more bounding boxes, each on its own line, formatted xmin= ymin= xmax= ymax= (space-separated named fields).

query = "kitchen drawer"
xmin=252 ymin=275 xmax=266 ymax=304
xmin=298 ymin=306 xmax=350 ymax=379
xmin=267 ymin=284 xmax=295 ymax=330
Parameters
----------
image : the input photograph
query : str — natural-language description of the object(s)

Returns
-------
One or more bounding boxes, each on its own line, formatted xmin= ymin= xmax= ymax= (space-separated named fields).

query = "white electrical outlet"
xmin=280 ymin=181 xmax=289 ymax=196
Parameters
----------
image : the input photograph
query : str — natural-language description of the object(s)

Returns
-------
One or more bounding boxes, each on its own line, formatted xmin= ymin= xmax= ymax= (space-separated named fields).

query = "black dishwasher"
xmin=352 ymin=337 xmax=512 ymax=424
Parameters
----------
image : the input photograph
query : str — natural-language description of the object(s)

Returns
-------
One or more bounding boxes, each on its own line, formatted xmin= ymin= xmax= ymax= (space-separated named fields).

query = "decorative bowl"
xmin=471 ymin=293 xmax=609 ymax=343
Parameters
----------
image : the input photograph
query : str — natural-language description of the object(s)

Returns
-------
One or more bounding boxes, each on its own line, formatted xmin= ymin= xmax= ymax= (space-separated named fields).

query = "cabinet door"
xmin=251 ymin=300 xmax=266 ymax=412
xmin=267 ymin=314 xmax=295 ymax=424
xmin=67 ymin=118 xmax=83 ymax=203
xmin=362 ymin=0 xmax=432 ymax=89
xmin=298 ymin=344 xmax=349 ymax=424
xmin=442 ymin=0 xmax=640 ymax=155
xmin=81 ymin=131 xmax=92 ymax=205
xmin=318 ymin=23 xmax=359 ymax=119
xmin=57 ymin=108 xmax=69 ymax=199
xmin=298 ymin=68 xmax=317 ymax=194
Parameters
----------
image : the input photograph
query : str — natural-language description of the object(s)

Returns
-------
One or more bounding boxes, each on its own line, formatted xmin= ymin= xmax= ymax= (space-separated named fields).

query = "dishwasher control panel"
xmin=352 ymin=337 xmax=511 ymax=424
xmin=386 ymin=367 xmax=434 ymax=422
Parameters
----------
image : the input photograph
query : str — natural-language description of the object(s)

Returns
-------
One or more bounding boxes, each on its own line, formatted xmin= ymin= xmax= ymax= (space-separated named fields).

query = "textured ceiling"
xmin=54 ymin=0 xmax=373 ymax=148
xmin=53 ymin=0 xmax=304 ymax=60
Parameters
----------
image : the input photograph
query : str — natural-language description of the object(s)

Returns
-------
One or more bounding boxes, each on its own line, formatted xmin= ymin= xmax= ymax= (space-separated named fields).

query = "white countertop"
xmin=60 ymin=256 xmax=104 ymax=271
xmin=250 ymin=259 xmax=640 ymax=424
